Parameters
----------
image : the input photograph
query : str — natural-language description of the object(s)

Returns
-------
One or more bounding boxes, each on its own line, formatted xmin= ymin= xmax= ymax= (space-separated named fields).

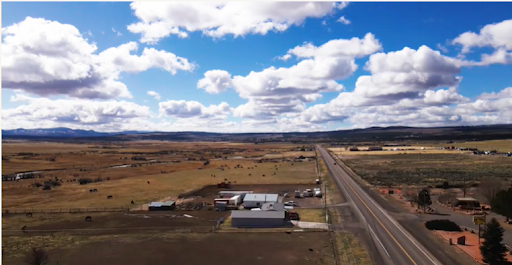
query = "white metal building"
xmin=231 ymin=210 xmax=285 ymax=228
xmin=243 ymin=193 xmax=279 ymax=208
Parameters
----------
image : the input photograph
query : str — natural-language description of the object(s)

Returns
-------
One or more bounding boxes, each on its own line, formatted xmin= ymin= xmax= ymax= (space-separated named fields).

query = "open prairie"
xmin=337 ymin=152 xmax=512 ymax=186
xmin=2 ymin=142 xmax=317 ymax=209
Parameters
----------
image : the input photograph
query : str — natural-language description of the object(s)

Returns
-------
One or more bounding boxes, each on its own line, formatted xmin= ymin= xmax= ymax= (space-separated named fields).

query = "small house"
xmin=243 ymin=193 xmax=279 ymax=209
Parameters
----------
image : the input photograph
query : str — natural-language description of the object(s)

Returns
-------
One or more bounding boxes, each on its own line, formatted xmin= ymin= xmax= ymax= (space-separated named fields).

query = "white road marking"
xmin=323 ymin=147 xmax=440 ymax=265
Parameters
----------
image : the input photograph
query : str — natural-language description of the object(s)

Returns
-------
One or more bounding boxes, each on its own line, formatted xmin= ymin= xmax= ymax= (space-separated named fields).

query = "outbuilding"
xmin=148 ymin=201 xmax=176 ymax=211
xmin=451 ymin=197 xmax=481 ymax=209
xmin=230 ymin=210 xmax=285 ymax=228
xmin=243 ymin=193 xmax=279 ymax=209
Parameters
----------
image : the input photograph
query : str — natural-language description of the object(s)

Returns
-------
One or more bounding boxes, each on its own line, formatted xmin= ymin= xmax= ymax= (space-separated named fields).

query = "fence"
xmin=2 ymin=207 xmax=131 ymax=214
xmin=3 ymin=226 xmax=216 ymax=237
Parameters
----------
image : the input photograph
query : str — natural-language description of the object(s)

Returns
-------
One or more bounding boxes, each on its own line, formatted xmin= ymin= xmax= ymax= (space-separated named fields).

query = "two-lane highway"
xmin=317 ymin=145 xmax=441 ymax=265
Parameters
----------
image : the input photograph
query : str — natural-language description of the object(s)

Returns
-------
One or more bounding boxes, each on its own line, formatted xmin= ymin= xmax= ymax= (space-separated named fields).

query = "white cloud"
xmin=1 ymin=94 xmax=155 ymax=131
xmin=147 ymin=91 xmax=161 ymax=100
xmin=209 ymin=33 xmax=382 ymax=120
xmin=436 ymin=43 xmax=448 ymax=53
xmin=2 ymin=17 xmax=195 ymax=99
xmin=452 ymin=19 xmax=512 ymax=65
xmin=111 ymin=27 xmax=122 ymax=36
xmin=197 ymin=70 xmax=232 ymax=94
xmin=277 ymin=54 xmax=292 ymax=62
xmin=159 ymin=100 xmax=232 ymax=120
xmin=337 ymin=16 xmax=350 ymax=25
xmin=127 ymin=2 xmax=348 ymax=44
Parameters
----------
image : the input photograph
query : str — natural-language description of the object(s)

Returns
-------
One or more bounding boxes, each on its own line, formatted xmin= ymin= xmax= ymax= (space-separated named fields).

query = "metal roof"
xmin=231 ymin=210 xmax=284 ymax=219
xmin=261 ymin=202 xmax=285 ymax=211
xmin=219 ymin=191 xmax=253 ymax=194
xmin=149 ymin=202 xmax=162 ymax=207
xmin=161 ymin=201 xmax=176 ymax=206
xmin=243 ymin=193 xmax=279 ymax=202
xmin=455 ymin=197 xmax=479 ymax=201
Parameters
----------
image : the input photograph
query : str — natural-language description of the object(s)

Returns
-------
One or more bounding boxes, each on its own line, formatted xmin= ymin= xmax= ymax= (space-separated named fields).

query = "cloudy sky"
xmin=2 ymin=2 xmax=512 ymax=133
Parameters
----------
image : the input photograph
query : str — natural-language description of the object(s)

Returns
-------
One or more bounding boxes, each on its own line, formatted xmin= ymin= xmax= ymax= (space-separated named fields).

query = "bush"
xmin=425 ymin=219 xmax=462 ymax=232
xmin=93 ymin=177 xmax=103 ymax=183
xmin=42 ymin=185 xmax=52 ymax=190
xmin=78 ymin=178 xmax=93 ymax=185
xmin=43 ymin=180 xmax=61 ymax=187
xmin=32 ymin=182 xmax=43 ymax=188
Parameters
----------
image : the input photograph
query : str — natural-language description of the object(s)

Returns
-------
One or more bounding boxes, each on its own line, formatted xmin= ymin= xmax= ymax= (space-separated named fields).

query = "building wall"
xmin=231 ymin=217 xmax=285 ymax=228
xmin=243 ymin=200 xmax=265 ymax=208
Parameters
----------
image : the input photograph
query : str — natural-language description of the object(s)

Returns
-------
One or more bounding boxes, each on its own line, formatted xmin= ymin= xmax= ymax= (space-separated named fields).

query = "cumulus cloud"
xmin=452 ymin=19 xmax=512 ymax=65
xmin=147 ymin=91 xmax=161 ymax=100
xmin=197 ymin=70 xmax=232 ymax=94
xmin=205 ymin=33 xmax=383 ymax=120
xmin=2 ymin=17 xmax=195 ymax=99
xmin=159 ymin=100 xmax=232 ymax=120
xmin=1 ymin=94 xmax=155 ymax=131
xmin=337 ymin=16 xmax=350 ymax=25
xmin=127 ymin=2 xmax=348 ymax=44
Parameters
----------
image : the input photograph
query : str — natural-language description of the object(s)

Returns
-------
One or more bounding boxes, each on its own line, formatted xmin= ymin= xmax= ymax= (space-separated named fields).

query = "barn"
xmin=243 ymin=193 xmax=279 ymax=209
xmin=230 ymin=210 xmax=285 ymax=228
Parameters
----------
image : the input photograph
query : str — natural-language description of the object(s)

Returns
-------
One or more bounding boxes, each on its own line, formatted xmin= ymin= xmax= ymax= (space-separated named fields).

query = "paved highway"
xmin=317 ymin=145 xmax=442 ymax=265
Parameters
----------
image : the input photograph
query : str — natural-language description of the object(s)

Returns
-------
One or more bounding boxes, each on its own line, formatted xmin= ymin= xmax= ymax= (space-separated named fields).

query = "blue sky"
xmin=2 ymin=2 xmax=512 ymax=132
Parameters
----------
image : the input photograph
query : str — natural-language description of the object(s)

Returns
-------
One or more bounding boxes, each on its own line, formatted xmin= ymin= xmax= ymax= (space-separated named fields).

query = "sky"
xmin=1 ymin=1 xmax=512 ymax=133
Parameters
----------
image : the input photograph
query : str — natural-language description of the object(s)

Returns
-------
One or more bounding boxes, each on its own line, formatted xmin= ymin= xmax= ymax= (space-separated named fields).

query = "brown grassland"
xmin=337 ymin=149 xmax=512 ymax=187
xmin=2 ymin=232 xmax=335 ymax=265
xmin=2 ymin=141 xmax=342 ymax=265
xmin=2 ymin=142 xmax=317 ymax=209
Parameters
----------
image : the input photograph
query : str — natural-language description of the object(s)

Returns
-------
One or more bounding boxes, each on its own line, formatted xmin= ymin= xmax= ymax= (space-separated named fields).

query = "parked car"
xmin=284 ymin=201 xmax=298 ymax=206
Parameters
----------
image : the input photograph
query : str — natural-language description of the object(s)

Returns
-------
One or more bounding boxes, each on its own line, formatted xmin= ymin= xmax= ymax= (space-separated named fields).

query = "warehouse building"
xmin=243 ymin=193 xmax=279 ymax=209
xmin=230 ymin=210 xmax=285 ymax=228
xmin=148 ymin=200 xmax=176 ymax=211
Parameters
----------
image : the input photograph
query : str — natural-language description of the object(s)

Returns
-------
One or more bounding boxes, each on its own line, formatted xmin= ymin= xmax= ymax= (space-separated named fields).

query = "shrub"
xmin=42 ymin=185 xmax=52 ymax=190
xmin=425 ymin=219 xmax=462 ymax=232
xmin=43 ymin=180 xmax=61 ymax=187
xmin=78 ymin=178 xmax=93 ymax=185
xmin=32 ymin=182 xmax=43 ymax=188
xmin=93 ymin=177 xmax=103 ymax=183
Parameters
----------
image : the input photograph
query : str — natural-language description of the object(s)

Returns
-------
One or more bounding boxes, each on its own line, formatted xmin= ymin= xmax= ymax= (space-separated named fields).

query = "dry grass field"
xmin=2 ymin=232 xmax=334 ymax=265
xmin=2 ymin=142 xmax=317 ymax=210
xmin=430 ymin=139 xmax=512 ymax=153
xmin=328 ymin=146 xmax=461 ymax=156
xmin=337 ymin=152 xmax=512 ymax=186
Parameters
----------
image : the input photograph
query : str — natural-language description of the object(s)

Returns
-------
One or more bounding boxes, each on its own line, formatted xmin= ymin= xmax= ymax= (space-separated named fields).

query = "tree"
xmin=480 ymin=218 xmax=511 ymax=265
xmin=479 ymin=177 xmax=505 ymax=204
xmin=418 ymin=189 xmax=432 ymax=212
xmin=442 ymin=181 xmax=450 ymax=191
xmin=24 ymin=247 xmax=49 ymax=265
xmin=491 ymin=188 xmax=512 ymax=223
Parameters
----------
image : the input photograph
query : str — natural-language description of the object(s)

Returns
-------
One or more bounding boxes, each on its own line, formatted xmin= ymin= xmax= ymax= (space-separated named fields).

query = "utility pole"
xmin=462 ymin=177 xmax=467 ymax=198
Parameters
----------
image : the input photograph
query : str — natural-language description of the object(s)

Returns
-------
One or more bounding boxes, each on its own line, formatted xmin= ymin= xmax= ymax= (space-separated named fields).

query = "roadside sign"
xmin=473 ymin=216 xmax=486 ymax=225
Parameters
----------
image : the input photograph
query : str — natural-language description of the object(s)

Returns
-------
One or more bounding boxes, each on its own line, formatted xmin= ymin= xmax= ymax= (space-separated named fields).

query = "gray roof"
xmin=161 ymin=201 xmax=175 ymax=206
xmin=243 ymin=193 xmax=279 ymax=202
xmin=149 ymin=202 xmax=162 ymax=207
xmin=231 ymin=210 xmax=284 ymax=219
xmin=261 ymin=202 xmax=285 ymax=211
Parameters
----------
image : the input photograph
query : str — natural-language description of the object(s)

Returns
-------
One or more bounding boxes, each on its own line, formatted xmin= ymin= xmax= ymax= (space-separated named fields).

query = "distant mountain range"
xmin=1 ymin=127 xmax=148 ymax=137
xmin=2 ymin=124 xmax=512 ymax=142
